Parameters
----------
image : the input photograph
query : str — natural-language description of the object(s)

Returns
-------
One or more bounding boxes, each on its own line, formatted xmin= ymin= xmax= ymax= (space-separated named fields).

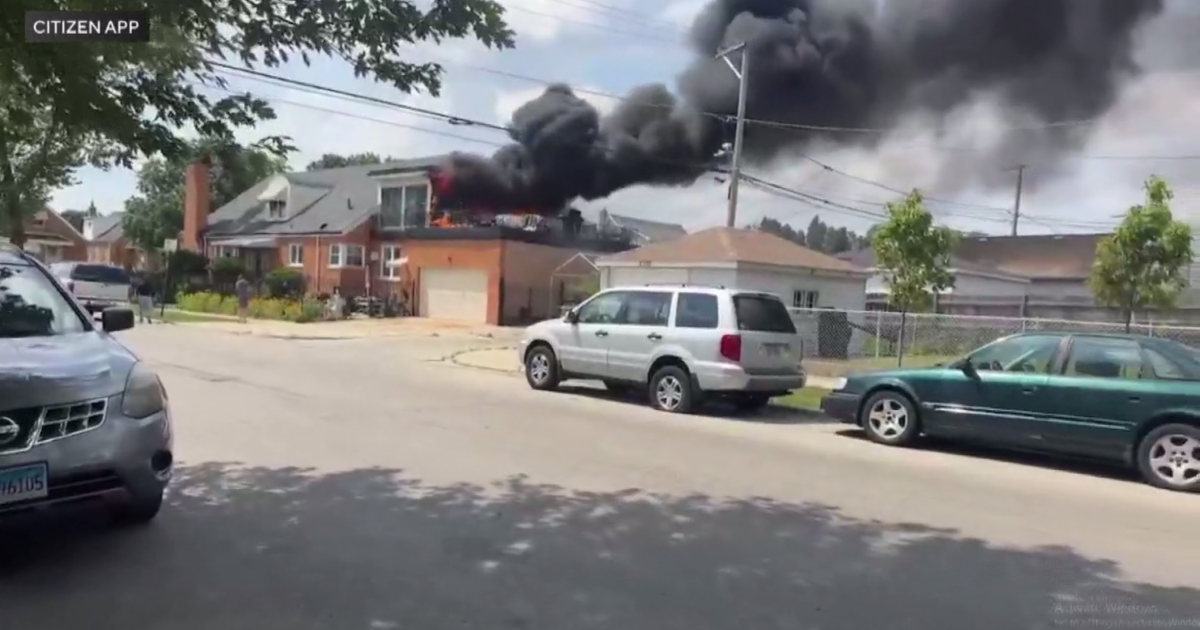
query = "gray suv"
xmin=0 ymin=246 xmax=172 ymax=524
xmin=519 ymin=286 xmax=806 ymax=413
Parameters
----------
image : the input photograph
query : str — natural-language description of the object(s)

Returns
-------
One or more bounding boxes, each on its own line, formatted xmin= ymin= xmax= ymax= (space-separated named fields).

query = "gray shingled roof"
xmin=606 ymin=213 xmax=687 ymax=243
xmin=205 ymin=155 xmax=448 ymax=238
xmin=90 ymin=213 xmax=125 ymax=243
xmin=838 ymin=248 xmax=1029 ymax=280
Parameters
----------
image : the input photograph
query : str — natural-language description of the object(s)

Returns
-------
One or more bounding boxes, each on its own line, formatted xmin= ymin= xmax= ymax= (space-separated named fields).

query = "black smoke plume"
xmin=438 ymin=0 xmax=1165 ymax=213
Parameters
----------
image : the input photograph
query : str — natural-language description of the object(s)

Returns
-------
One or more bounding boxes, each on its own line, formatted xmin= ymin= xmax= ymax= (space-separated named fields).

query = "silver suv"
xmin=519 ymin=286 xmax=806 ymax=413
xmin=0 ymin=246 xmax=172 ymax=524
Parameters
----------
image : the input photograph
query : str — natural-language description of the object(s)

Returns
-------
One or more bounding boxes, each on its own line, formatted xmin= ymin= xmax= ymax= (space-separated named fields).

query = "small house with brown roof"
xmin=595 ymin=227 xmax=871 ymax=311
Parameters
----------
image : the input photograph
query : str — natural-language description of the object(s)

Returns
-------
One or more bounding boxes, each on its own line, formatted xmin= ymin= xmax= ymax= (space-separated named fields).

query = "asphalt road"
xmin=2 ymin=325 xmax=1199 ymax=630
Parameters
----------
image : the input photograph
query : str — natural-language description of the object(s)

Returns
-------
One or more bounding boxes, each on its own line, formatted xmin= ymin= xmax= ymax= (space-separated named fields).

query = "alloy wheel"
xmin=528 ymin=353 xmax=551 ymax=385
xmin=655 ymin=375 xmax=684 ymax=411
xmin=867 ymin=398 xmax=908 ymax=439
xmin=1147 ymin=433 xmax=1200 ymax=487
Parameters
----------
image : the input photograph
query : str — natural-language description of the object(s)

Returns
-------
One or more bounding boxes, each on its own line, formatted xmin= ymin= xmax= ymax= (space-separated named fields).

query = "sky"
xmin=50 ymin=0 xmax=1200 ymax=237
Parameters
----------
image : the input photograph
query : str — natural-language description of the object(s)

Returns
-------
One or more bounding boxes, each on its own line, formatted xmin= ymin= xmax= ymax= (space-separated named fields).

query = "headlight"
xmin=832 ymin=377 xmax=848 ymax=391
xmin=122 ymin=362 xmax=166 ymax=418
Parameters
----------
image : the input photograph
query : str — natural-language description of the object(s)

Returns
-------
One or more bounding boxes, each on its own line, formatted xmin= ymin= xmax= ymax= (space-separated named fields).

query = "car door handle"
xmin=1129 ymin=396 xmax=1141 ymax=403
xmin=1022 ymin=386 xmax=1037 ymax=394
xmin=647 ymin=333 xmax=662 ymax=341
xmin=594 ymin=330 xmax=608 ymax=337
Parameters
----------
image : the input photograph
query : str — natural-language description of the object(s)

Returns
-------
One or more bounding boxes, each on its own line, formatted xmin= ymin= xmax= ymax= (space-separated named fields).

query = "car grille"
xmin=37 ymin=399 xmax=108 ymax=443
xmin=0 ymin=399 xmax=108 ymax=454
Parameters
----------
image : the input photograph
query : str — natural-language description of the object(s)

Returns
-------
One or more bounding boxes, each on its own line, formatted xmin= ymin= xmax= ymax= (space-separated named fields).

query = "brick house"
xmin=15 ymin=209 xmax=88 ymax=263
xmin=82 ymin=212 xmax=143 ymax=269
xmin=182 ymin=156 xmax=682 ymax=325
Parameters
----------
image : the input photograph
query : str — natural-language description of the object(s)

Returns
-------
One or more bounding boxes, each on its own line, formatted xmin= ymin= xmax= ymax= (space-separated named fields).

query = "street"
xmin=2 ymin=325 xmax=1199 ymax=630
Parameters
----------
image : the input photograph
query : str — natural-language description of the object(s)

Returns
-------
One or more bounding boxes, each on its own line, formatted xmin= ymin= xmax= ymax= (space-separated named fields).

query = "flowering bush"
xmin=176 ymin=291 xmax=324 ymax=323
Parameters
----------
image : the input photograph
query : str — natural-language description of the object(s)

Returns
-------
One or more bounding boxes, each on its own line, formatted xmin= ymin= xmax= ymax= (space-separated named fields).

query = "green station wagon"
xmin=820 ymin=332 xmax=1200 ymax=492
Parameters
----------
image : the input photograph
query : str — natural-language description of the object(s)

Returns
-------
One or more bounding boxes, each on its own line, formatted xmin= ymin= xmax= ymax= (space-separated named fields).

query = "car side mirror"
xmin=564 ymin=310 xmax=579 ymax=324
xmin=957 ymin=357 xmax=979 ymax=379
xmin=101 ymin=306 xmax=135 ymax=333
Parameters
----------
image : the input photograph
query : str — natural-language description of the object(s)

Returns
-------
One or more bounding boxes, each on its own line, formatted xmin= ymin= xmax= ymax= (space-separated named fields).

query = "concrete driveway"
xmin=2 ymin=325 xmax=1199 ymax=630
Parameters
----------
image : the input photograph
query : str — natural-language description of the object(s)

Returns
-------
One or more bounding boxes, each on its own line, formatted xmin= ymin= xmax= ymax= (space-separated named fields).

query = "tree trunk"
xmin=1123 ymin=306 xmax=1133 ymax=333
xmin=1 ymin=193 xmax=27 ymax=249
xmin=898 ymin=309 xmax=908 ymax=367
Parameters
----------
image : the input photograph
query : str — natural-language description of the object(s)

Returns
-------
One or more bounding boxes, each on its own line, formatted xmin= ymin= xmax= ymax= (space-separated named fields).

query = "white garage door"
xmin=420 ymin=267 xmax=489 ymax=322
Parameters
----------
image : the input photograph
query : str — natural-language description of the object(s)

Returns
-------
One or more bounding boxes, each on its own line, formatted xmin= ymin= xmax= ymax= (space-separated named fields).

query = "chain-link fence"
xmin=789 ymin=307 xmax=1200 ymax=373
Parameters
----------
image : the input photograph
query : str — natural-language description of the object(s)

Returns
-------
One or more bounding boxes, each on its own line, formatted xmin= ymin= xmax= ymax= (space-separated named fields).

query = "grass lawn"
xmin=805 ymin=354 xmax=957 ymax=377
xmin=158 ymin=309 xmax=235 ymax=323
xmin=773 ymin=387 xmax=831 ymax=410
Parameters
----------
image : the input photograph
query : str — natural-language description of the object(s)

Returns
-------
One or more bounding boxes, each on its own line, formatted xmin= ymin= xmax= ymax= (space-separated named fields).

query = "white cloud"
xmin=497 ymin=0 xmax=600 ymax=45
xmin=493 ymin=85 xmax=619 ymax=125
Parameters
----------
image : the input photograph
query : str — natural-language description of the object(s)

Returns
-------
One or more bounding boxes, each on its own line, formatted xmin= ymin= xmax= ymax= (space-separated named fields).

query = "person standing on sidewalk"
xmin=235 ymin=274 xmax=251 ymax=323
xmin=136 ymin=278 xmax=156 ymax=324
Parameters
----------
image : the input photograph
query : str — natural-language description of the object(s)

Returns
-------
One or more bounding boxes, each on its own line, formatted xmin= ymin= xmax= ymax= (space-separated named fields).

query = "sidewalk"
xmin=449 ymin=347 xmax=844 ymax=390
xmin=174 ymin=315 xmax=522 ymax=341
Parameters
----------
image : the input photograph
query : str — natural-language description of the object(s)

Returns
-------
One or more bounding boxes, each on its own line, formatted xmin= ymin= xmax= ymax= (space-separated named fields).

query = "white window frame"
xmin=381 ymin=244 xmax=403 ymax=280
xmin=288 ymin=243 xmax=304 ymax=267
xmin=328 ymin=243 xmax=364 ymax=268
xmin=378 ymin=180 xmax=431 ymax=229
xmin=215 ymin=245 xmax=240 ymax=258
xmin=267 ymin=199 xmax=287 ymax=220
xmin=792 ymin=290 xmax=819 ymax=309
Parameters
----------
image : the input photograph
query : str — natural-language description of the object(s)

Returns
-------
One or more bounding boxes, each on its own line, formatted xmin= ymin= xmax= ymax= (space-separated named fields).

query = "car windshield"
xmin=733 ymin=294 xmax=797 ymax=333
xmin=0 ymin=263 xmax=88 ymax=338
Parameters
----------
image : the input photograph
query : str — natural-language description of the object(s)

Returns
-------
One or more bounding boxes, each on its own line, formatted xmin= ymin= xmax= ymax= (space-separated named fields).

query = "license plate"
xmin=763 ymin=344 xmax=788 ymax=357
xmin=0 ymin=462 xmax=48 ymax=506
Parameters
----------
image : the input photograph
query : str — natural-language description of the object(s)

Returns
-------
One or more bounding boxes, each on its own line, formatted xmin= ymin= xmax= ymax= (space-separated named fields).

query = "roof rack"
xmin=640 ymin=283 xmax=727 ymax=289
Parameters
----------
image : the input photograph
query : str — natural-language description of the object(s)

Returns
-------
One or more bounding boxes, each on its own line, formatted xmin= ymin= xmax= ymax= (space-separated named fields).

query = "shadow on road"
xmin=2 ymin=463 xmax=1198 ymax=630
xmin=833 ymin=428 xmax=1143 ymax=484
xmin=557 ymin=383 xmax=837 ymax=425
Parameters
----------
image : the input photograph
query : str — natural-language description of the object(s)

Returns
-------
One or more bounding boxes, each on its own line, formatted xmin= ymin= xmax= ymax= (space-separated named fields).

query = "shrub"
xmin=168 ymin=250 xmax=210 ymax=275
xmin=176 ymin=291 xmax=323 ymax=323
xmin=210 ymin=257 xmax=245 ymax=287
xmin=264 ymin=267 xmax=305 ymax=299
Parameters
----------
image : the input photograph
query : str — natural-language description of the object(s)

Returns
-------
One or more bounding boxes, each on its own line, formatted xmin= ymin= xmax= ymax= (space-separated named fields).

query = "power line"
xmin=202 ymin=63 xmax=1125 ymax=232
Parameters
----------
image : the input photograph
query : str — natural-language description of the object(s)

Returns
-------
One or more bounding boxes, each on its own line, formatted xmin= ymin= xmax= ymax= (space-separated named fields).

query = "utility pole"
xmin=1011 ymin=164 xmax=1026 ymax=236
xmin=716 ymin=42 xmax=750 ymax=228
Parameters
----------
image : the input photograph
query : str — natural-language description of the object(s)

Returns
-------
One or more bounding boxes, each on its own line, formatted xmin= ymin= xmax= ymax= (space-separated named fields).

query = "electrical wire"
xmin=201 ymin=62 xmax=1127 ymax=232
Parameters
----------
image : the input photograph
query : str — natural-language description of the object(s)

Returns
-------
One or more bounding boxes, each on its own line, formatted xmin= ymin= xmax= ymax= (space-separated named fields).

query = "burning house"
xmin=182 ymin=155 xmax=677 ymax=325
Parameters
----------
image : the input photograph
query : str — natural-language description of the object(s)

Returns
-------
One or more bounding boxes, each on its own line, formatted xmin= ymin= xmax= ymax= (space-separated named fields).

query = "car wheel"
xmin=524 ymin=345 xmax=560 ymax=391
xmin=1136 ymin=423 xmax=1200 ymax=493
xmin=113 ymin=489 xmax=164 ymax=526
xmin=649 ymin=366 xmax=696 ymax=414
xmin=733 ymin=393 xmax=771 ymax=411
xmin=860 ymin=390 xmax=920 ymax=446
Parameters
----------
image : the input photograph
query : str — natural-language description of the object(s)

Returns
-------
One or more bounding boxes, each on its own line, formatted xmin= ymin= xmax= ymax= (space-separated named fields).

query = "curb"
xmin=448 ymin=346 xmax=521 ymax=376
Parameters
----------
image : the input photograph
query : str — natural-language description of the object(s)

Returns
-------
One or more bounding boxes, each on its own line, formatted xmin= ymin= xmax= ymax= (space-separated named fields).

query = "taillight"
xmin=719 ymin=334 xmax=742 ymax=362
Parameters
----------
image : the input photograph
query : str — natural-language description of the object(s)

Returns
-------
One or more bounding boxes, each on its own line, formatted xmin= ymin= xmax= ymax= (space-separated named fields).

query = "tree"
xmin=60 ymin=209 xmax=87 ymax=234
xmin=0 ymin=0 xmax=515 ymax=248
xmin=122 ymin=139 xmax=290 ymax=253
xmin=871 ymin=190 xmax=957 ymax=363
xmin=305 ymin=153 xmax=395 ymax=171
xmin=806 ymin=216 xmax=827 ymax=253
xmin=1089 ymin=176 xmax=1194 ymax=332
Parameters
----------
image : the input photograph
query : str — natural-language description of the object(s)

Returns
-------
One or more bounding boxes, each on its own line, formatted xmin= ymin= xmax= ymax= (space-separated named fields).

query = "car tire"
xmin=113 ymin=489 xmax=164 ymax=526
xmin=733 ymin=393 xmax=771 ymax=411
xmin=648 ymin=366 xmax=697 ymax=414
xmin=1136 ymin=423 xmax=1200 ymax=493
xmin=860 ymin=390 xmax=920 ymax=446
xmin=524 ymin=345 xmax=561 ymax=391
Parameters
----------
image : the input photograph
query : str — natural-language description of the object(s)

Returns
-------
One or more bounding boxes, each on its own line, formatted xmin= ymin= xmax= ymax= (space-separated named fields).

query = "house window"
xmin=379 ymin=183 xmax=430 ymax=229
xmin=267 ymin=199 xmax=286 ymax=220
xmin=215 ymin=245 xmax=239 ymax=258
xmin=792 ymin=290 xmax=819 ymax=309
xmin=288 ymin=243 xmax=304 ymax=267
xmin=328 ymin=244 xmax=365 ymax=267
xmin=381 ymin=245 xmax=403 ymax=280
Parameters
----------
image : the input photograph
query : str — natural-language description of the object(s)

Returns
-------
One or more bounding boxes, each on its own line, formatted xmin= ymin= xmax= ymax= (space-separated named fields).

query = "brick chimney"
xmin=182 ymin=158 xmax=211 ymax=253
